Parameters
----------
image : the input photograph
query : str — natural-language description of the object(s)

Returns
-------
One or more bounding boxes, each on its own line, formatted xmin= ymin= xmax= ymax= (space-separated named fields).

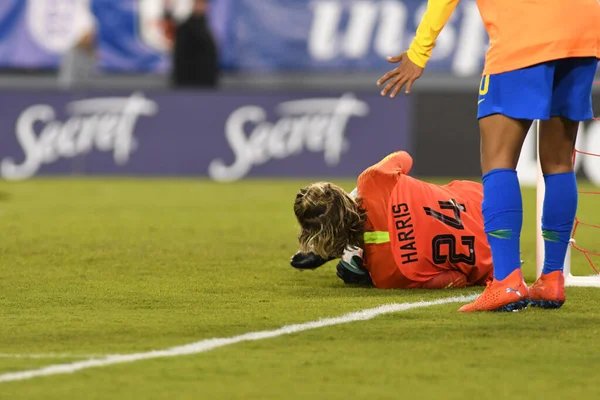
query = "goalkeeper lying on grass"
xmin=291 ymin=151 xmax=495 ymax=289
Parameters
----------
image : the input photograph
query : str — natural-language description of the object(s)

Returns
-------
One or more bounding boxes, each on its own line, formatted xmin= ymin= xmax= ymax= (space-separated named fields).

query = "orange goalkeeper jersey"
xmin=357 ymin=152 xmax=493 ymax=289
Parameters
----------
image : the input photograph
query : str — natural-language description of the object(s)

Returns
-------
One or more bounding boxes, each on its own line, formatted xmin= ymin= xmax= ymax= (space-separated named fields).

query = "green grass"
xmin=0 ymin=179 xmax=599 ymax=399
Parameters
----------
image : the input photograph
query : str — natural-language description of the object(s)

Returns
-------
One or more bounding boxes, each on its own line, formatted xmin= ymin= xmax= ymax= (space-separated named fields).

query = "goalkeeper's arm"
xmin=336 ymin=259 xmax=373 ymax=286
xmin=336 ymin=246 xmax=373 ymax=286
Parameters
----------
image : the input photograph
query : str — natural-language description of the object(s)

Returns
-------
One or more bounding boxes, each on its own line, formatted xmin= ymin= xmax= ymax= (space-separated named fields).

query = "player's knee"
xmin=538 ymin=117 xmax=578 ymax=174
xmin=540 ymin=159 xmax=574 ymax=175
xmin=539 ymin=145 xmax=574 ymax=174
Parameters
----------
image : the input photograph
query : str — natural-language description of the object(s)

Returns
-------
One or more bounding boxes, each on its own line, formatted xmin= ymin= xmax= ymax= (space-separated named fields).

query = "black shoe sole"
xmin=529 ymin=299 xmax=564 ymax=309
xmin=493 ymin=300 xmax=530 ymax=312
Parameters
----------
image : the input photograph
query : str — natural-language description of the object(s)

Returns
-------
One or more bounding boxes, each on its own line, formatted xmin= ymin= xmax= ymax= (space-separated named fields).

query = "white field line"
xmin=0 ymin=294 xmax=477 ymax=383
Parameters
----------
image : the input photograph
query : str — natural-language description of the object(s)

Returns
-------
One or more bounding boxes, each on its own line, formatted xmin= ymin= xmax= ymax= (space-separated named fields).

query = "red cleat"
xmin=529 ymin=271 xmax=565 ymax=309
xmin=459 ymin=269 xmax=529 ymax=312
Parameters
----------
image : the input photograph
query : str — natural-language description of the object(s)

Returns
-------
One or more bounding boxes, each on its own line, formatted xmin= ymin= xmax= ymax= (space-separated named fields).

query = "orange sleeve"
xmin=357 ymin=151 xmax=413 ymax=196
xmin=370 ymin=151 xmax=413 ymax=175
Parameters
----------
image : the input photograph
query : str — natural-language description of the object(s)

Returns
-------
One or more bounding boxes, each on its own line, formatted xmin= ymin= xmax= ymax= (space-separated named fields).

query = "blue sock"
xmin=482 ymin=169 xmax=523 ymax=281
xmin=542 ymin=172 xmax=577 ymax=275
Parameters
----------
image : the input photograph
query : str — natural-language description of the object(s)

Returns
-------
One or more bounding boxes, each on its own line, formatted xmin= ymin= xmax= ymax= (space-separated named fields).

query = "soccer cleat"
xmin=459 ymin=269 xmax=529 ymax=312
xmin=528 ymin=271 xmax=565 ymax=309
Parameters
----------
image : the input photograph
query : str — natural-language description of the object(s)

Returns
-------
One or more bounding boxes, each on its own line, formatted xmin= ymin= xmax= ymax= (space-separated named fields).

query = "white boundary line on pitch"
xmin=0 ymin=294 xmax=477 ymax=383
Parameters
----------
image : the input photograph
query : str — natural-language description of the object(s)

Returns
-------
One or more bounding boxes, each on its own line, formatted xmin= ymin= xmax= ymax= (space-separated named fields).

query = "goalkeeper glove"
xmin=336 ymin=247 xmax=373 ymax=286
xmin=290 ymin=252 xmax=335 ymax=270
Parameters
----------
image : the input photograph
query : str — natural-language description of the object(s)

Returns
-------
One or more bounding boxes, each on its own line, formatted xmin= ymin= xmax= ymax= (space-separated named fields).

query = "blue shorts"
xmin=477 ymin=57 xmax=598 ymax=121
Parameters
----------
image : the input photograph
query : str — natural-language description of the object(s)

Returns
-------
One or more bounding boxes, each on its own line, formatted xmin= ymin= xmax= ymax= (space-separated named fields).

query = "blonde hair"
xmin=293 ymin=182 xmax=365 ymax=258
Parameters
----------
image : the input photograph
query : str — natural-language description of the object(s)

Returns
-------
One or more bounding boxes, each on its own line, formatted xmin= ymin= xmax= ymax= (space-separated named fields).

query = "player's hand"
xmin=290 ymin=251 xmax=334 ymax=270
xmin=336 ymin=258 xmax=373 ymax=286
xmin=377 ymin=52 xmax=424 ymax=98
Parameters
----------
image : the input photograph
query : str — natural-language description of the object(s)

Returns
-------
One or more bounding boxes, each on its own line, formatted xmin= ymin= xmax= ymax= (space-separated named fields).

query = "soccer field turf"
xmin=0 ymin=179 xmax=599 ymax=399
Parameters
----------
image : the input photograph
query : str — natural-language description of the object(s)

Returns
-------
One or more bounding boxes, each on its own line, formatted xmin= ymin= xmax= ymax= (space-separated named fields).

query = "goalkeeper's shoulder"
xmin=360 ymin=151 xmax=413 ymax=179
xmin=357 ymin=151 xmax=412 ymax=194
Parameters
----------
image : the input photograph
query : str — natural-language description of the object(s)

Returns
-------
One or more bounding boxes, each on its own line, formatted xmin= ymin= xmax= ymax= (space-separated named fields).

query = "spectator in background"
xmin=171 ymin=0 xmax=219 ymax=88
xmin=159 ymin=0 xmax=177 ymax=49
xmin=58 ymin=8 xmax=97 ymax=89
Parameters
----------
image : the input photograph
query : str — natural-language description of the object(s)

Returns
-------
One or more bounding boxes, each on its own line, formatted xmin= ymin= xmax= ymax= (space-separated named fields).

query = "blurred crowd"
xmin=59 ymin=0 xmax=219 ymax=89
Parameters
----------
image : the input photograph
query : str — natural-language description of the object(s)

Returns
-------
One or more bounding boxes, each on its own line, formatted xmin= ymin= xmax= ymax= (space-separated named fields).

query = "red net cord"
xmin=568 ymin=81 xmax=600 ymax=274
xmin=571 ymin=146 xmax=600 ymax=274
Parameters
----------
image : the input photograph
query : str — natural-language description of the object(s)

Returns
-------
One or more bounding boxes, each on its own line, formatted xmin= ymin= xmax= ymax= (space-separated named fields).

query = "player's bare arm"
xmin=377 ymin=0 xmax=460 ymax=97
xmin=377 ymin=53 xmax=423 ymax=97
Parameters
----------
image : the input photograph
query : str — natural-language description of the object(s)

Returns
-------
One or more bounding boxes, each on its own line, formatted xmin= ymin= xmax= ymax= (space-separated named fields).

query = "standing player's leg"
xmin=460 ymin=65 xmax=554 ymax=312
xmin=527 ymin=117 xmax=577 ymax=308
xmin=539 ymin=117 xmax=578 ymax=280
xmin=530 ymin=57 xmax=598 ymax=308
xmin=479 ymin=114 xmax=531 ymax=281
xmin=459 ymin=114 xmax=531 ymax=312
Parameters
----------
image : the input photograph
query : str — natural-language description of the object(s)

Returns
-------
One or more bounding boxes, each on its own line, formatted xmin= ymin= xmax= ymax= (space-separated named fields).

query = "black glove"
xmin=336 ymin=256 xmax=373 ymax=286
xmin=290 ymin=251 xmax=335 ymax=270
